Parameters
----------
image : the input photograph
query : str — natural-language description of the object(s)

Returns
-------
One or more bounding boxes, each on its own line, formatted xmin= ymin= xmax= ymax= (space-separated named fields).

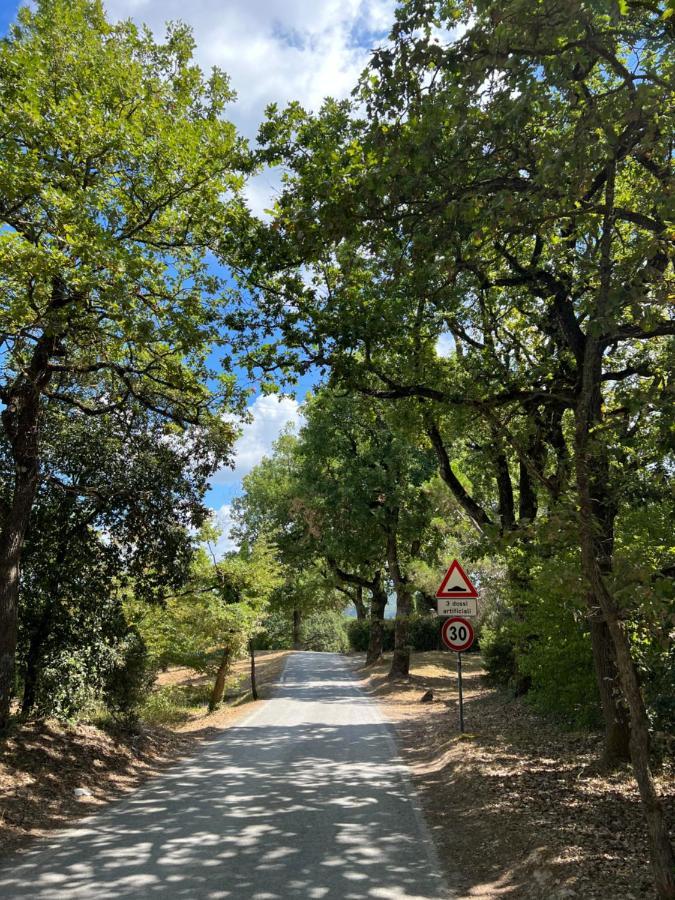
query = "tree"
xmin=0 ymin=0 xmax=247 ymax=725
xmin=7 ymin=401 xmax=220 ymax=719
xmin=234 ymin=390 xmax=442 ymax=676
xmin=134 ymin=535 xmax=282 ymax=711
xmin=233 ymin=1 xmax=674 ymax=892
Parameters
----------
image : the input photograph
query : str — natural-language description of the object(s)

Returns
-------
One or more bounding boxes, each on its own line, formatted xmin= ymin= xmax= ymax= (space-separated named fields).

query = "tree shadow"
xmin=0 ymin=653 xmax=449 ymax=899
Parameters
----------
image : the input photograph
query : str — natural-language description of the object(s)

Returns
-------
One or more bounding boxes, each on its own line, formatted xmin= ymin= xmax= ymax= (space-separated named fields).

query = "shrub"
xmin=409 ymin=615 xmax=442 ymax=651
xmin=347 ymin=615 xmax=438 ymax=653
xmin=104 ymin=628 xmax=156 ymax=723
xmin=300 ymin=610 xmax=349 ymax=652
xmin=480 ymin=624 xmax=518 ymax=686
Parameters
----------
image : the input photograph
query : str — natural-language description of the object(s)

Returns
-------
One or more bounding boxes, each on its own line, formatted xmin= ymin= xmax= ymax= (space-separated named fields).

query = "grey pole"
xmin=457 ymin=651 xmax=464 ymax=733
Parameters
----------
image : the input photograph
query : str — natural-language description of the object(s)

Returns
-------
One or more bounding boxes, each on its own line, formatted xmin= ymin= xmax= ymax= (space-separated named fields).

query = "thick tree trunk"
xmin=292 ymin=608 xmax=301 ymax=650
xmin=209 ymin=648 xmax=231 ymax=711
xmin=0 ymin=475 xmax=37 ymax=728
xmin=249 ymin=639 xmax=258 ymax=701
xmin=0 ymin=317 xmax=60 ymax=729
xmin=387 ymin=530 xmax=413 ymax=680
xmin=366 ymin=574 xmax=387 ymax=666
xmin=576 ymin=334 xmax=674 ymax=897
xmin=588 ymin=608 xmax=631 ymax=768
xmin=0 ymin=395 xmax=45 ymax=729
xmin=353 ymin=585 xmax=367 ymax=620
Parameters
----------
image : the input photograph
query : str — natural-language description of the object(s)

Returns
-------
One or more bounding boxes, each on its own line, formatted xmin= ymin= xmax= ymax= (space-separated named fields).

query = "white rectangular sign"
xmin=437 ymin=597 xmax=478 ymax=617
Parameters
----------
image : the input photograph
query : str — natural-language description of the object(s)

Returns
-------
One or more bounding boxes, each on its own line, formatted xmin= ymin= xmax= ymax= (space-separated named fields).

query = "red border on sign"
xmin=441 ymin=616 xmax=475 ymax=652
xmin=435 ymin=559 xmax=479 ymax=599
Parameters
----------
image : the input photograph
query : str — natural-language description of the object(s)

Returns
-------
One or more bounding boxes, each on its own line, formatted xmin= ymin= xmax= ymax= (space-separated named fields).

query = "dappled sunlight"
xmin=0 ymin=653 xmax=448 ymax=899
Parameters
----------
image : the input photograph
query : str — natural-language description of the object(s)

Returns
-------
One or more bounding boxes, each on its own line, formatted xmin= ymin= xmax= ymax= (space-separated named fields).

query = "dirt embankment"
xmin=0 ymin=650 xmax=289 ymax=856
xmin=356 ymin=651 xmax=673 ymax=900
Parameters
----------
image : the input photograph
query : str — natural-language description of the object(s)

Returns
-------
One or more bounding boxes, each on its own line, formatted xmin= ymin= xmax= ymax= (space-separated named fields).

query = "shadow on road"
xmin=0 ymin=653 xmax=448 ymax=899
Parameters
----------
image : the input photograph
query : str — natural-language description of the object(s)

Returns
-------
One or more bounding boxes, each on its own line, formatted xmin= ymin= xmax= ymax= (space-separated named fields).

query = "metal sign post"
xmin=457 ymin=652 xmax=464 ymax=733
xmin=440 ymin=616 xmax=474 ymax=733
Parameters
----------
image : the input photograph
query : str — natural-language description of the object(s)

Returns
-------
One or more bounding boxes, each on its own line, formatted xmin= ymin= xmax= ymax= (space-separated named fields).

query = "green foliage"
xmin=479 ymin=625 xmax=517 ymax=686
xmin=408 ymin=615 xmax=442 ymax=652
xmin=140 ymin=682 xmax=214 ymax=726
xmin=103 ymin=628 xmax=156 ymax=724
xmin=299 ymin=611 xmax=350 ymax=653
xmin=133 ymin=537 xmax=283 ymax=678
xmin=347 ymin=615 xmax=443 ymax=654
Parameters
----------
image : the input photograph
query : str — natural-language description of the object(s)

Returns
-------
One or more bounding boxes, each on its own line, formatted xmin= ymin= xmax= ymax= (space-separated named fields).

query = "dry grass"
xmin=0 ymin=649 xmax=290 ymax=857
xmin=353 ymin=651 xmax=674 ymax=900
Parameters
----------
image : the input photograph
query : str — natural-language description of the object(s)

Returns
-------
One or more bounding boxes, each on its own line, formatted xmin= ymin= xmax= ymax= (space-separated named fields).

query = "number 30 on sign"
xmin=441 ymin=616 xmax=474 ymax=652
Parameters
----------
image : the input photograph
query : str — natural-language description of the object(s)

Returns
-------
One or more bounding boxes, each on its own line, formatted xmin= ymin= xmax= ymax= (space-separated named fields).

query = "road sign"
xmin=437 ymin=597 xmax=478 ymax=618
xmin=441 ymin=616 xmax=475 ymax=652
xmin=435 ymin=559 xmax=479 ymax=599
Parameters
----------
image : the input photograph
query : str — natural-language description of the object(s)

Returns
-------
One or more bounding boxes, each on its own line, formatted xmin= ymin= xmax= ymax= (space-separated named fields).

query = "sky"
xmin=0 ymin=0 xmax=401 ymax=553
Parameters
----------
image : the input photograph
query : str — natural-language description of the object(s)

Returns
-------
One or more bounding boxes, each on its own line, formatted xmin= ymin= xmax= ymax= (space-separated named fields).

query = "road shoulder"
xmin=352 ymin=650 xmax=673 ymax=900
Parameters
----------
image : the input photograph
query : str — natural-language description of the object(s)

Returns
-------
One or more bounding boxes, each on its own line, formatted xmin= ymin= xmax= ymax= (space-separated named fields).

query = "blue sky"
xmin=0 ymin=0 xmax=398 ymax=551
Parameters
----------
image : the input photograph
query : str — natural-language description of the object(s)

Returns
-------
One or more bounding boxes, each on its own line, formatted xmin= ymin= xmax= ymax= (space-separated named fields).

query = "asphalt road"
xmin=0 ymin=652 xmax=450 ymax=899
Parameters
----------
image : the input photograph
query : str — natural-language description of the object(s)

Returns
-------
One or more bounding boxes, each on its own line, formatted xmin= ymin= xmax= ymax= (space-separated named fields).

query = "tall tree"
xmin=7 ymin=402 xmax=221 ymax=718
xmin=234 ymin=1 xmax=674 ymax=891
xmin=0 ymin=0 xmax=247 ymax=725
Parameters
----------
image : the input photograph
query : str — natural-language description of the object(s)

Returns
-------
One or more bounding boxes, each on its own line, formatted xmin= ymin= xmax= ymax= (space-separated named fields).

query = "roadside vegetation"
xmin=0 ymin=0 xmax=672 ymax=896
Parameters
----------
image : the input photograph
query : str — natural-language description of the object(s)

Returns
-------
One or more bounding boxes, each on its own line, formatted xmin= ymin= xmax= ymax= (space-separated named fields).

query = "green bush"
xmin=480 ymin=624 xmax=518 ymax=686
xmin=104 ymin=628 xmax=156 ymax=723
xmin=300 ymin=610 xmax=349 ymax=652
xmin=345 ymin=618 xmax=370 ymax=652
xmin=409 ymin=615 xmax=442 ymax=651
xmin=347 ymin=615 xmax=442 ymax=653
xmin=37 ymin=646 xmax=111 ymax=720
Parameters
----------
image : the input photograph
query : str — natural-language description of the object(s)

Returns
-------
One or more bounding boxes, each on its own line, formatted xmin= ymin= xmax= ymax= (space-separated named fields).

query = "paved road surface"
xmin=0 ymin=652 xmax=450 ymax=899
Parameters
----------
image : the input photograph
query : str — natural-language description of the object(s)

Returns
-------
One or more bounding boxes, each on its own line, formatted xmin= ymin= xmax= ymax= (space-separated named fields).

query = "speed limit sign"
xmin=441 ymin=616 xmax=474 ymax=652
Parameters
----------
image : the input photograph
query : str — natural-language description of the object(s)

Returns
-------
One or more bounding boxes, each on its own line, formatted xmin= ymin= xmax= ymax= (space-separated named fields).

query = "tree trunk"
xmin=0 ymin=318 xmax=60 ymax=730
xmin=20 ymin=605 xmax=53 ymax=718
xmin=249 ymin=639 xmax=258 ymax=701
xmin=0 ymin=402 xmax=44 ymax=729
xmin=353 ymin=585 xmax=367 ymax=620
xmin=209 ymin=648 xmax=231 ymax=711
xmin=588 ymin=609 xmax=631 ymax=768
xmin=366 ymin=574 xmax=387 ymax=666
xmin=292 ymin=608 xmax=301 ymax=650
xmin=387 ymin=530 xmax=413 ymax=680
xmin=575 ymin=334 xmax=674 ymax=897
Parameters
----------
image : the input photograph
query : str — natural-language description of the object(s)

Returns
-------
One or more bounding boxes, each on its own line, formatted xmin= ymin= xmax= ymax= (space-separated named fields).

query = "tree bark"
xmin=249 ymin=639 xmax=258 ymax=701
xmin=0 ymin=292 xmax=63 ymax=729
xmin=575 ymin=334 xmax=674 ymax=897
xmin=292 ymin=608 xmax=301 ymax=650
xmin=366 ymin=573 xmax=387 ymax=666
xmin=0 ymin=376 xmax=52 ymax=726
xmin=387 ymin=529 xmax=413 ymax=679
xmin=353 ymin=585 xmax=367 ymax=620
xmin=209 ymin=648 xmax=231 ymax=711
xmin=588 ymin=610 xmax=630 ymax=768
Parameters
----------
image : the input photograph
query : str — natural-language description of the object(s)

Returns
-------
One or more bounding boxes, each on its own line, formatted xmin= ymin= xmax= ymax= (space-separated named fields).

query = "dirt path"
xmin=355 ymin=651 xmax=673 ymax=900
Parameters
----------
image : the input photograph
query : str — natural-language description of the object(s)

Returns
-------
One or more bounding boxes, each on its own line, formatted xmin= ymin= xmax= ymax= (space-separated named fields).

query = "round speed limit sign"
xmin=441 ymin=616 xmax=474 ymax=652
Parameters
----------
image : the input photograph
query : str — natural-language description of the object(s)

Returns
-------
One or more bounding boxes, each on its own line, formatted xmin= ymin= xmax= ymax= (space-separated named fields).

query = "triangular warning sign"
xmin=435 ymin=559 xmax=479 ymax=599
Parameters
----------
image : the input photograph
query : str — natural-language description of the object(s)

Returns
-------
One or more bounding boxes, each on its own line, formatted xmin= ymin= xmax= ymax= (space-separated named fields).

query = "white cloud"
xmin=214 ymin=393 xmax=302 ymax=485
xmin=211 ymin=503 xmax=238 ymax=556
xmin=435 ymin=332 xmax=455 ymax=358
xmin=104 ymin=0 xmax=397 ymax=142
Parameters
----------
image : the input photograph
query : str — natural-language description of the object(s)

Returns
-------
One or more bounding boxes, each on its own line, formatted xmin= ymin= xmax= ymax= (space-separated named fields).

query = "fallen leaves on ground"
xmin=0 ymin=650 xmax=290 ymax=856
xmin=355 ymin=651 xmax=673 ymax=900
